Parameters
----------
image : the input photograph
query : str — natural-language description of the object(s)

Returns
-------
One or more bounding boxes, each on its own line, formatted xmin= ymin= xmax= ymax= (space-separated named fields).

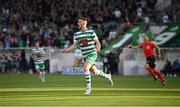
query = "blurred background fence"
xmin=0 ymin=47 xmax=179 ymax=76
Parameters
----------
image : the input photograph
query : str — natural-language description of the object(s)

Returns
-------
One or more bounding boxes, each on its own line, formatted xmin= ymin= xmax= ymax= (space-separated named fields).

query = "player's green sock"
xmin=96 ymin=70 xmax=109 ymax=79
xmin=84 ymin=71 xmax=91 ymax=89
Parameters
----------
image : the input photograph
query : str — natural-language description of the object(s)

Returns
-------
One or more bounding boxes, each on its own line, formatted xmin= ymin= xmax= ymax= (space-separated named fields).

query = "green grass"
xmin=0 ymin=74 xmax=180 ymax=106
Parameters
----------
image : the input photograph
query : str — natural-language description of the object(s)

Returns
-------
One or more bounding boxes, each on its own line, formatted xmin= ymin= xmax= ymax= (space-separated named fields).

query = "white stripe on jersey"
xmin=80 ymin=45 xmax=96 ymax=50
xmin=74 ymin=29 xmax=98 ymax=58
xmin=32 ymin=48 xmax=45 ymax=62
xmin=81 ymin=49 xmax=97 ymax=55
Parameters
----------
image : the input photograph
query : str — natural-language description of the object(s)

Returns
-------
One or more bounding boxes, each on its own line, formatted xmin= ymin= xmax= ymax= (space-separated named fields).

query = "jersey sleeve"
xmin=31 ymin=49 xmax=36 ymax=59
xmin=93 ymin=31 xmax=98 ymax=40
xmin=138 ymin=44 xmax=143 ymax=48
xmin=151 ymin=42 xmax=157 ymax=48
xmin=73 ymin=34 xmax=78 ymax=43
xmin=41 ymin=48 xmax=46 ymax=55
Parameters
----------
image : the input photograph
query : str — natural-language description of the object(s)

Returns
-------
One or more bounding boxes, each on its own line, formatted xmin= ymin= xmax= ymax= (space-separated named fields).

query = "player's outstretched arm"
xmin=156 ymin=45 xmax=161 ymax=59
xmin=60 ymin=42 xmax=77 ymax=53
xmin=95 ymin=39 xmax=101 ymax=53
xmin=127 ymin=44 xmax=139 ymax=48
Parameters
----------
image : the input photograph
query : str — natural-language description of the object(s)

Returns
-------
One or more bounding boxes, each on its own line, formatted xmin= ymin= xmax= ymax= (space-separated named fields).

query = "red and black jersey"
xmin=138 ymin=41 xmax=157 ymax=57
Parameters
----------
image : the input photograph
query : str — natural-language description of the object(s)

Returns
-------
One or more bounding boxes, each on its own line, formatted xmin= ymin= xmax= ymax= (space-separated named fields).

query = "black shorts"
xmin=146 ymin=56 xmax=156 ymax=69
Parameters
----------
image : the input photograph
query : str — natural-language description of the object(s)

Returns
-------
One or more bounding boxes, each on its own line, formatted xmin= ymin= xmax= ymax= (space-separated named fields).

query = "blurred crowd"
xmin=162 ymin=59 xmax=180 ymax=77
xmin=0 ymin=0 xmax=160 ymax=49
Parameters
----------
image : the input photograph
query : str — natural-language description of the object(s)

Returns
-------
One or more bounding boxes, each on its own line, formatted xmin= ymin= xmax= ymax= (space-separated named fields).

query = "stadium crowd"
xmin=1 ymin=0 xmax=179 ymax=75
xmin=0 ymin=0 xmax=159 ymax=49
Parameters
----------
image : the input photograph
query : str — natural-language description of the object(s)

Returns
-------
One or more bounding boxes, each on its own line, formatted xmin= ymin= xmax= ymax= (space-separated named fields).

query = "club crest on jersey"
xmin=80 ymin=39 xmax=88 ymax=46
xmin=146 ymin=46 xmax=150 ymax=50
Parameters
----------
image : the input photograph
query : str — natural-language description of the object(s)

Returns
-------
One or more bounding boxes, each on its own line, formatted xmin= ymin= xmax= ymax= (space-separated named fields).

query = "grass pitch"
xmin=0 ymin=73 xmax=180 ymax=106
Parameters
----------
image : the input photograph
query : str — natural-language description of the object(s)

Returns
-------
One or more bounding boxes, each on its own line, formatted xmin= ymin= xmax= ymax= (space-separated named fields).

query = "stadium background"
xmin=0 ymin=0 xmax=180 ymax=106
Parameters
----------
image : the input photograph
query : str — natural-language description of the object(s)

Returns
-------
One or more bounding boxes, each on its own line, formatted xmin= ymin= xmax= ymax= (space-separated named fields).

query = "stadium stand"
xmin=0 ymin=0 xmax=180 ymax=75
xmin=0 ymin=0 xmax=161 ymax=49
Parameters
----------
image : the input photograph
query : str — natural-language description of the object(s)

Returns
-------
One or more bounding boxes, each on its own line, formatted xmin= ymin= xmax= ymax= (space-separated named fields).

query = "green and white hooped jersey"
xmin=31 ymin=47 xmax=45 ymax=63
xmin=74 ymin=29 xmax=98 ymax=58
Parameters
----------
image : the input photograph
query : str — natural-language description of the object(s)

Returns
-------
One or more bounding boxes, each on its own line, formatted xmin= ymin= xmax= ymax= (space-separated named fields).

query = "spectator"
xmin=162 ymin=13 xmax=169 ymax=25
xmin=1 ymin=55 xmax=7 ymax=73
xmin=114 ymin=7 xmax=122 ymax=21
xmin=15 ymin=51 xmax=21 ymax=74
xmin=172 ymin=59 xmax=180 ymax=76
xmin=173 ymin=10 xmax=177 ymax=23
xmin=107 ymin=49 xmax=119 ymax=74
xmin=59 ymin=32 xmax=65 ymax=48
xmin=0 ymin=57 xmax=2 ymax=73
xmin=103 ymin=55 xmax=110 ymax=74
xmin=0 ymin=41 xmax=4 ymax=48
xmin=20 ymin=49 xmax=28 ymax=72
xmin=28 ymin=56 xmax=35 ymax=74
xmin=162 ymin=60 xmax=172 ymax=77
xmin=144 ymin=14 xmax=150 ymax=24
xmin=0 ymin=0 xmax=159 ymax=48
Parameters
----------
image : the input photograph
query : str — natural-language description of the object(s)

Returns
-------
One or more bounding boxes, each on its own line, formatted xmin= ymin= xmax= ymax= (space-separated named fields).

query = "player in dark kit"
xmin=130 ymin=35 xmax=167 ymax=86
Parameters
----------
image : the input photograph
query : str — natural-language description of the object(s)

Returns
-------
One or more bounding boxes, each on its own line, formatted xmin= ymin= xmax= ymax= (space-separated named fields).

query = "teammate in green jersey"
xmin=31 ymin=41 xmax=46 ymax=82
xmin=60 ymin=17 xmax=113 ymax=95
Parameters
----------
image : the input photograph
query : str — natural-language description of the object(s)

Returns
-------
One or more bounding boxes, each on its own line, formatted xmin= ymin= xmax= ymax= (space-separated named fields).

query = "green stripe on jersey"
xmin=74 ymin=29 xmax=97 ymax=58
xmin=81 ymin=45 xmax=96 ymax=51
xmin=32 ymin=48 xmax=45 ymax=62
xmin=76 ymin=35 xmax=94 ymax=40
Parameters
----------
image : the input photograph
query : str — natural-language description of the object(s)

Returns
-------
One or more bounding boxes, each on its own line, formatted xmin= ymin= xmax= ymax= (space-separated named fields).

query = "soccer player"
xmin=31 ymin=41 xmax=46 ymax=82
xmin=130 ymin=35 xmax=167 ymax=86
xmin=60 ymin=17 xmax=113 ymax=95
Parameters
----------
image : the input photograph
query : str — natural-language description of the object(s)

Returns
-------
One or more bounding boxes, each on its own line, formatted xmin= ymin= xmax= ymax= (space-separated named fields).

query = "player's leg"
xmin=153 ymin=68 xmax=167 ymax=85
xmin=35 ymin=62 xmax=44 ymax=82
xmin=91 ymin=65 xmax=113 ymax=86
xmin=40 ymin=69 xmax=45 ymax=82
xmin=86 ymin=54 xmax=113 ymax=86
xmin=35 ymin=63 xmax=41 ymax=75
xmin=83 ymin=62 xmax=92 ymax=95
xmin=153 ymin=68 xmax=164 ymax=81
xmin=39 ymin=62 xmax=45 ymax=82
xmin=145 ymin=57 xmax=158 ymax=80
xmin=35 ymin=67 xmax=43 ymax=81
xmin=145 ymin=63 xmax=157 ymax=80
xmin=83 ymin=54 xmax=98 ymax=94
xmin=147 ymin=57 xmax=167 ymax=85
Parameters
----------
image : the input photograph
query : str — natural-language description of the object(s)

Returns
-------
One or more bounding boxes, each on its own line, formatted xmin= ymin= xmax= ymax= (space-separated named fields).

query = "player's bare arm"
xmin=128 ymin=44 xmax=139 ymax=48
xmin=95 ymin=39 xmax=101 ymax=53
xmin=156 ymin=45 xmax=161 ymax=59
xmin=60 ymin=42 xmax=77 ymax=53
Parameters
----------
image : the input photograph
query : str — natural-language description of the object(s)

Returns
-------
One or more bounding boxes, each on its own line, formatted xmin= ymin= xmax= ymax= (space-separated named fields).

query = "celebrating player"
xmin=60 ymin=17 xmax=113 ymax=95
xmin=130 ymin=35 xmax=167 ymax=85
xmin=31 ymin=41 xmax=46 ymax=82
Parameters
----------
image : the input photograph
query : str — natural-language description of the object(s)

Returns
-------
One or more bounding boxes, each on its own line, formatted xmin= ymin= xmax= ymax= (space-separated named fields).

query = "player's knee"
xmin=83 ymin=63 xmax=91 ymax=71
xmin=91 ymin=70 xmax=96 ymax=75
xmin=83 ymin=66 xmax=89 ymax=72
xmin=91 ymin=68 xmax=97 ymax=75
xmin=154 ymin=68 xmax=160 ymax=73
